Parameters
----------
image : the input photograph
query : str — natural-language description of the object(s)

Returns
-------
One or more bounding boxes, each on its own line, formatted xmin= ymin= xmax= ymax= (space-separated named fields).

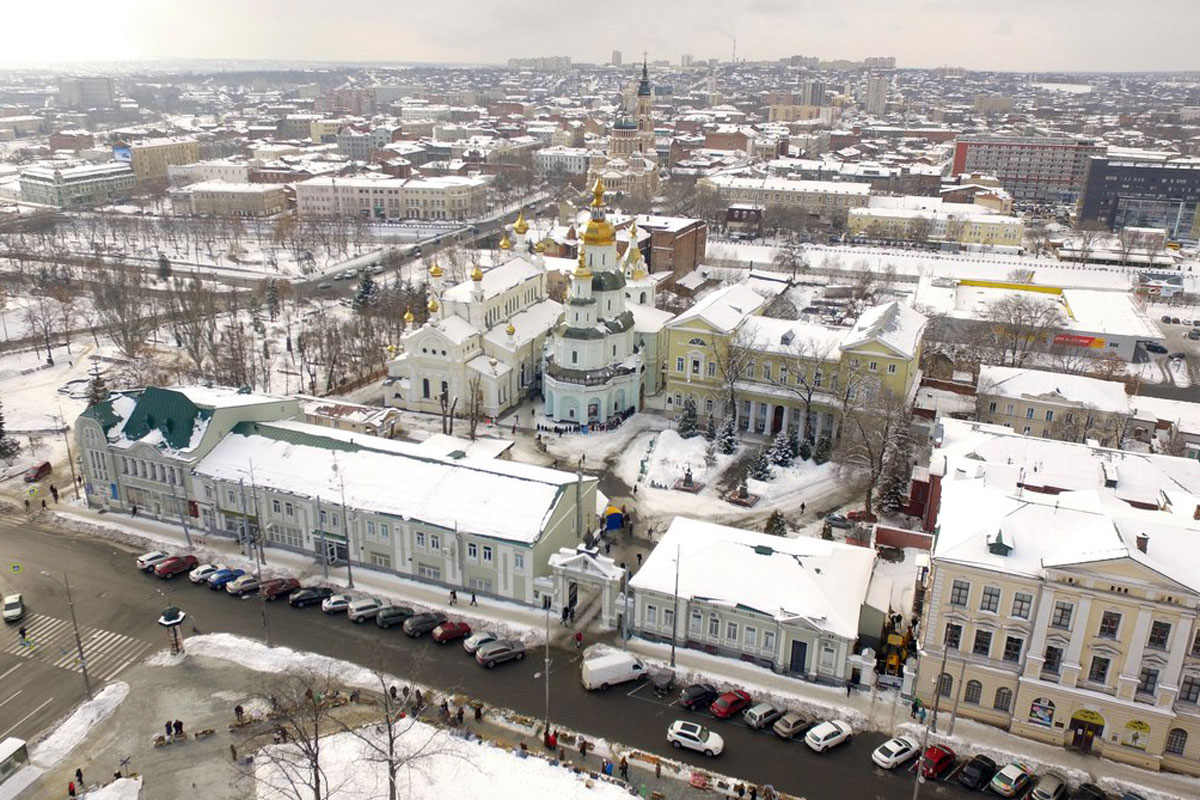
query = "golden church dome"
xmin=404 ymin=307 xmax=414 ymax=324
xmin=512 ymin=210 xmax=529 ymax=235
xmin=471 ymin=265 xmax=484 ymax=281
xmin=429 ymin=260 xmax=443 ymax=278
xmin=574 ymin=247 xmax=592 ymax=279
xmin=427 ymin=297 xmax=440 ymax=313
xmin=499 ymin=233 xmax=512 ymax=250
xmin=506 ymin=321 xmax=516 ymax=336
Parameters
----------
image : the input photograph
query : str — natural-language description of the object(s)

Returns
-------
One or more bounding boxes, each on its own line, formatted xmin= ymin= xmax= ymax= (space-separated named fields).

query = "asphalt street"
xmin=0 ymin=514 xmax=998 ymax=800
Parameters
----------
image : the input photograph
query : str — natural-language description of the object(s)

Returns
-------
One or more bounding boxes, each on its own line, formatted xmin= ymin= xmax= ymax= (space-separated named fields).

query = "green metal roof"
xmin=121 ymin=387 xmax=210 ymax=450
xmin=80 ymin=398 xmax=123 ymax=432
xmin=228 ymin=420 xmax=359 ymax=453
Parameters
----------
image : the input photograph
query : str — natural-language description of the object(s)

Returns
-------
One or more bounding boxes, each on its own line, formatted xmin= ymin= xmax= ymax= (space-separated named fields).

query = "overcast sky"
xmin=3 ymin=0 xmax=1196 ymax=72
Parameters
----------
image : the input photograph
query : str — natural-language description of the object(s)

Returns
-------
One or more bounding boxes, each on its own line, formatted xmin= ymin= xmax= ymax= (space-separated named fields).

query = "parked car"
xmin=1171 ymin=317 xmax=1181 ymax=324
xmin=772 ymin=711 xmax=813 ymax=739
xmin=826 ymin=513 xmax=852 ymax=529
xmin=375 ymin=605 xmax=416 ymax=629
xmin=805 ymin=720 xmax=852 ymax=752
xmin=742 ymin=703 xmax=784 ymax=730
xmin=136 ymin=550 xmax=171 ymax=572
xmin=846 ymin=509 xmax=878 ymax=523
xmin=289 ymin=587 xmax=334 ymax=608
xmin=403 ymin=612 xmax=447 ymax=636
xmin=666 ymin=720 xmax=724 ymax=757
xmin=1146 ymin=342 xmax=1169 ymax=354
xmin=225 ymin=574 xmax=261 ymax=596
xmin=2 ymin=594 xmax=24 ymax=622
xmin=24 ymin=461 xmax=52 ymax=482
xmin=956 ymin=754 xmax=998 ymax=790
xmin=475 ymin=639 xmax=526 ymax=668
xmin=1162 ymin=315 xmax=1173 ymax=323
xmin=1031 ymin=772 xmax=1069 ymax=800
xmin=1189 ymin=329 xmax=1200 ymax=340
xmin=321 ymin=593 xmax=353 ymax=614
xmin=1071 ymin=785 xmax=1109 ymax=800
xmin=919 ymin=744 xmax=956 ymax=779
xmin=1115 ymin=793 xmax=1146 ymax=800
xmin=679 ymin=683 xmax=719 ymax=710
xmin=1171 ymin=352 xmax=1187 ymax=360
xmin=990 ymin=761 xmax=1034 ymax=798
xmin=347 ymin=598 xmax=383 ymax=623
xmin=431 ymin=621 xmax=472 ymax=643
xmin=316 ymin=282 xmax=333 ymax=290
xmin=462 ymin=629 xmax=500 ymax=653
xmin=154 ymin=555 xmax=199 ymax=578
xmin=188 ymin=563 xmax=221 ymax=584
xmin=207 ymin=568 xmax=246 ymax=590
xmin=580 ymin=652 xmax=645 ymax=691
xmin=709 ymin=690 xmax=753 ymax=719
xmin=871 ymin=736 xmax=919 ymax=769
xmin=260 ymin=578 xmax=301 ymax=600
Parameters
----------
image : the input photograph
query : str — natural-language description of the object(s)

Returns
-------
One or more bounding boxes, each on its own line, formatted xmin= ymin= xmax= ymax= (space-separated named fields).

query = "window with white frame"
xmin=379 ymin=523 xmax=389 ymax=539
xmin=370 ymin=553 xmax=392 ymax=568
xmin=726 ymin=621 xmax=739 ymax=641
xmin=708 ymin=615 xmax=720 ymax=637
xmin=467 ymin=543 xmax=477 ymax=559
xmin=367 ymin=521 xmax=376 ymax=538
xmin=690 ymin=611 xmax=702 ymax=634
xmin=763 ymin=629 xmax=776 ymax=653
xmin=482 ymin=545 xmax=493 ymax=563
xmin=646 ymin=605 xmax=658 ymax=625
xmin=285 ymin=502 xmax=293 ymax=516
xmin=513 ymin=553 xmax=525 ymax=572
xmin=744 ymin=626 xmax=757 ymax=648
xmin=664 ymin=608 xmax=674 ymax=631
xmin=430 ymin=535 xmax=440 ymax=550
xmin=416 ymin=532 xmax=426 ymax=548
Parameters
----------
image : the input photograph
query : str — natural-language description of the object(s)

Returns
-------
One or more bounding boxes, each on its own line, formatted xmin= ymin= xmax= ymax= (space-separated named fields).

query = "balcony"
xmin=544 ymin=360 xmax=638 ymax=387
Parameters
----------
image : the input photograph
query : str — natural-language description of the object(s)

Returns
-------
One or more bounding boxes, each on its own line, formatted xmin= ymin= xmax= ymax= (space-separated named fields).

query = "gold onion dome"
xmin=512 ymin=210 xmax=529 ymax=235
xmin=591 ymin=176 xmax=606 ymax=207
xmin=471 ymin=264 xmax=484 ymax=281
xmin=429 ymin=260 xmax=443 ymax=278
xmin=427 ymin=296 xmax=440 ymax=313
xmin=403 ymin=307 xmax=414 ymax=324
xmin=574 ymin=248 xmax=592 ymax=278
xmin=534 ymin=239 xmax=546 ymax=253
xmin=506 ymin=321 xmax=516 ymax=336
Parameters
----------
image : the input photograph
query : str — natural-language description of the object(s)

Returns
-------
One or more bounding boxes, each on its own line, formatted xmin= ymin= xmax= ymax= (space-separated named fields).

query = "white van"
xmin=580 ymin=652 xmax=646 ymax=691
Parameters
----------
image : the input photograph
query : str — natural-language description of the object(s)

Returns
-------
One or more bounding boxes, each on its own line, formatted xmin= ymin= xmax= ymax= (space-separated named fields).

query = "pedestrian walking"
xmin=174 ymin=720 xmax=183 ymax=737
xmin=449 ymin=589 xmax=457 ymax=605
xmin=230 ymin=744 xmax=238 ymax=761
xmin=578 ymin=739 xmax=588 ymax=759
xmin=235 ymin=704 xmax=245 ymax=723
xmin=389 ymin=685 xmax=398 ymax=701
xmin=574 ymin=631 xmax=583 ymax=649
xmin=619 ymin=756 xmax=629 ymax=781
xmin=41 ymin=499 xmax=46 ymax=510
xmin=604 ymin=542 xmax=611 ymax=555
xmin=655 ymin=761 xmax=661 ymax=779
xmin=18 ymin=626 xmax=26 ymax=645
xmin=402 ymin=686 xmax=410 ymax=701
xmin=456 ymin=706 xmax=464 ymax=726
xmin=800 ymin=502 xmax=806 ymax=514
xmin=568 ymin=606 xmax=575 ymax=623
xmin=23 ymin=498 xmax=29 ymax=512
xmin=51 ymin=485 xmax=59 ymax=503
xmin=130 ymin=504 xmax=138 ymax=517
xmin=164 ymin=721 xmax=173 ymax=739
xmin=560 ymin=606 xmax=569 ymax=625
xmin=919 ymin=707 xmax=927 ymax=725
xmin=474 ymin=704 xmax=483 ymax=722
xmin=68 ymin=780 xmax=76 ymax=797
xmin=414 ymin=689 xmax=423 ymax=709
xmin=636 ymin=552 xmax=642 ymax=566
xmin=75 ymin=768 xmax=83 ymax=786
xmin=470 ymin=592 xmax=477 ymax=606
xmin=750 ymin=786 xmax=758 ymax=800
xmin=910 ymin=698 xmax=919 ymax=719
xmin=846 ymin=681 xmax=852 ymax=696
xmin=736 ymin=784 xmax=745 ymax=799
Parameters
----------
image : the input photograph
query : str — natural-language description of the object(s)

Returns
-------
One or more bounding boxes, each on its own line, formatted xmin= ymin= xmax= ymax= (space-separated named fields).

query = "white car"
xmin=666 ymin=720 xmax=724 ymax=757
xmin=805 ymin=720 xmax=852 ymax=752
xmin=189 ymin=563 xmax=220 ymax=584
xmin=2 ymin=594 xmax=24 ymax=622
xmin=225 ymin=574 xmax=261 ymax=596
xmin=136 ymin=550 xmax=170 ymax=571
xmin=347 ymin=598 xmax=382 ymax=623
xmin=322 ymin=593 xmax=353 ymax=614
xmin=462 ymin=630 xmax=500 ymax=654
xmin=871 ymin=735 xmax=919 ymax=769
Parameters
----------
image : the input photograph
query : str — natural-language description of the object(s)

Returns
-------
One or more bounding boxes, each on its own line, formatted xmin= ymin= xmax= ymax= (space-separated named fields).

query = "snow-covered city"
xmin=3 ymin=3 xmax=1200 ymax=800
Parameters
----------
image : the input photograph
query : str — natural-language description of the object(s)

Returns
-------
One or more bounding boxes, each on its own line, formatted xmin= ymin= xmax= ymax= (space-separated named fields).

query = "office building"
xmin=865 ymin=77 xmax=889 ymax=115
xmin=295 ymin=174 xmax=489 ymax=220
xmin=115 ymin=137 xmax=201 ymax=188
xmin=56 ymin=76 xmax=114 ymax=108
xmin=19 ymin=162 xmax=134 ymax=208
xmin=1078 ymin=157 xmax=1200 ymax=242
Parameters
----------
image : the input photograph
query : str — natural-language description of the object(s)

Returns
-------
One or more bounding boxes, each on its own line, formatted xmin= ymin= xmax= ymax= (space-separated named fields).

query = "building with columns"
xmin=384 ymin=212 xmax=563 ymax=418
xmin=587 ymin=59 xmax=660 ymax=198
xmin=916 ymin=419 xmax=1200 ymax=775
xmin=543 ymin=178 xmax=645 ymax=425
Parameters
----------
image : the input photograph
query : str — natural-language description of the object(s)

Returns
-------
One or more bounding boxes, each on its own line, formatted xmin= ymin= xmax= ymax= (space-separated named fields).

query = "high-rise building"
xmin=952 ymin=135 xmax=1106 ymax=202
xmin=611 ymin=50 xmax=622 ymax=66
xmin=865 ymin=77 xmax=889 ymax=115
xmin=801 ymin=79 xmax=826 ymax=107
xmin=56 ymin=77 xmax=113 ymax=109
xmin=680 ymin=54 xmax=693 ymax=67
xmin=863 ymin=56 xmax=896 ymax=70
xmin=1078 ymin=157 xmax=1200 ymax=241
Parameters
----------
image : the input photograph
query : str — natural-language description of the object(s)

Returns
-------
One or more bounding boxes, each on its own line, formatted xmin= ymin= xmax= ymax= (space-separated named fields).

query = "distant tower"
xmin=636 ymin=56 xmax=654 ymax=154
xmin=611 ymin=49 xmax=623 ymax=67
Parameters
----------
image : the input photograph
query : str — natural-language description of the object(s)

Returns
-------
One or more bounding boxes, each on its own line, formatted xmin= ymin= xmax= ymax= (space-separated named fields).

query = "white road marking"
xmin=0 ymin=696 xmax=54 ymax=738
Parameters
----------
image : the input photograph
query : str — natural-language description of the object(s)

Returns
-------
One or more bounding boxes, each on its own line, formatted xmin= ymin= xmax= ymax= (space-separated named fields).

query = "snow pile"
xmin=254 ymin=723 xmax=631 ymax=800
xmin=30 ymin=682 xmax=129 ymax=767
xmin=85 ymin=777 xmax=142 ymax=800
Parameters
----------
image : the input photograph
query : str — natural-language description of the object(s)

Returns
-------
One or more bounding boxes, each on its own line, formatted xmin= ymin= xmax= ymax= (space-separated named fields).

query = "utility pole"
xmin=339 ymin=475 xmax=354 ymax=589
xmin=248 ymin=460 xmax=265 ymax=565
xmin=911 ymin=645 xmax=949 ymax=800
xmin=543 ymin=601 xmax=551 ymax=738
xmin=670 ymin=543 xmax=680 ymax=668
xmin=43 ymin=571 xmax=91 ymax=700
xmin=56 ymin=406 xmax=79 ymax=500
xmin=948 ymin=657 xmax=966 ymax=736
xmin=168 ymin=477 xmax=193 ymax=549
xmin=315 ymin=496 xmax=329 ymax=579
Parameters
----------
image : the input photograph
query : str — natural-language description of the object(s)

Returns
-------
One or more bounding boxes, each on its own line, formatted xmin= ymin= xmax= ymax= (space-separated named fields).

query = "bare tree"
xmin=834 ymin=388 xmax=913 ymax=516
xmin=169 ymin=275 xmax=222 ymax=373
xmin=982 ymin=294 xmax=1065 ymax=368
xmin=23 ymin=291 xmax=58 ymax=361
xmin=772 ymin=239 xmax=808 ymax=280
xmin=464 ymin=374 xmax=484 ymax=441
xmin=1074 ymin=221 xmax=1107 ymax=264
xmin=92 ymin=264 xmax=156 ymax=359
xmin=1047 ymin=404 xmax=1126 ymax=447
xmin=1006 ymin=268 xmax=1035 ymax=284
xmin=709 ymin=326 xmax=759 ymax=424
xmin=907 ymin=215 xmax=933 ymax=246
xmin=439 ymin=387 xmax=458 ymax=435
xmin=766 ymin=336 xmax=839 ymax=441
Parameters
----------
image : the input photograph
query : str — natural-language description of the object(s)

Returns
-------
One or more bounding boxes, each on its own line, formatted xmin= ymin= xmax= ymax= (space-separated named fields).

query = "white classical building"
xmin=384 ymin=213 xmax=563 ymax=418
xmin=543 ymin=178 xmax=646 ymax=424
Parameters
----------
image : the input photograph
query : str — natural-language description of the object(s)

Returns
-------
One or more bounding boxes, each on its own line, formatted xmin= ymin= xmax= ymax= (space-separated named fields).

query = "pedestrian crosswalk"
xmin=3 ymin=613 xmax=153 ymax=682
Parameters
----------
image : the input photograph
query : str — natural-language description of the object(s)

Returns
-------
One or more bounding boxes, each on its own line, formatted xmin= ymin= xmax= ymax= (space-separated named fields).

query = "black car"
xmin=1145 ymin=342 xmax=1168 ymax=354
xmin=1071 ymin=785 xmax=1109 ymax=800
xmin=288 ymin=587 xmax=334 ymax=608
xmin=957 ymin=754 xmax=998 ymax=791
xmin=403 ymin=612 xmax=448 ymax=637
xmin=376 ymin=605 xmax=417 ymax=629
xmin=679 ymin=683 xmax=719 ymax=710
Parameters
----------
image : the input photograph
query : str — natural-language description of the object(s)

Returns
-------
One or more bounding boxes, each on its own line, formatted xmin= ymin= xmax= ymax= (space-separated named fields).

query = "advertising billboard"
xmin=113 ymin=145 xmax=132 ymax=163
xmin=1053 ymin=333 xmax=1105 ymax=349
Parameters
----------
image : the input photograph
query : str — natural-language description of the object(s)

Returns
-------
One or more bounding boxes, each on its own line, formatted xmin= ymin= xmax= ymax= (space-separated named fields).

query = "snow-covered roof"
xmin=630 ymin=303 xmax=675 ymax=334
xmin=841 ymin=301 xmax=927 ymax=359
xmin=194 ymin=420 xmax=587 ymax=544
xmin=482 ymin=299 xmax=563 ymax=350
xmin=739 ymin=315 xmax=843 ymax=354
xmin=443 ymin=257 xmax=543 ymax=304
xmin=629 ymin=517 xmax=878 ymax=639
xmin=1132 ymin=396 xmax=1200 ymax=434
xmin=977 ymin=365 xmax=1130 ymax=415
xmin=671 ymin=283 xmax=765 ymax=332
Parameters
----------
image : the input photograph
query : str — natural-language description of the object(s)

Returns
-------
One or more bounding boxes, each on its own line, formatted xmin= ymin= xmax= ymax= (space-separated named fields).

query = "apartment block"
xmin=295 ymin=174 xmax=489 ymax=220
xmin=1078 ymin=157 xmax=1200 ymax=241
xmin=19 ymin=162 xmax=134 ymax=207
xmin=952 ymin=135 xmax=1105 ymax=202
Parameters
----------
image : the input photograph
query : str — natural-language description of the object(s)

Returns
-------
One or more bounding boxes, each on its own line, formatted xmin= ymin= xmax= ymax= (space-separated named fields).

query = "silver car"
xmin=463 ymin=630 xmax=500 ymax=654
xmin=475 ymin=639 xmax=525 ymax=668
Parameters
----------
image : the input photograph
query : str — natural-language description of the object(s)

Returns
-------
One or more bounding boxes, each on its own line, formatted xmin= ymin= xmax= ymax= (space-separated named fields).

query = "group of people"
xmin=163 ymin=719 xmax=185 ymax=740
xmin=448 ymin=589 xmax=478 ymax=606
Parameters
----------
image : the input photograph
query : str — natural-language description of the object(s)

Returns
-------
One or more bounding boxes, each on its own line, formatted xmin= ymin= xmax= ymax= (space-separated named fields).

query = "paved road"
xmin=0 ymin=515 xmax=986 ymax=800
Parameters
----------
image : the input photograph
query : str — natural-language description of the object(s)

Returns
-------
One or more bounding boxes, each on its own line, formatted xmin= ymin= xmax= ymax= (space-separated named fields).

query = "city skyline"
xmin=3 ymin=0 xmax=1198 ymax=73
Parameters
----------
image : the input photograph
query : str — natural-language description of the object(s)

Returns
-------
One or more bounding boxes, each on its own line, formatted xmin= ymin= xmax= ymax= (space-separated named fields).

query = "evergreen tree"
xmin=157 ymin=253 xmax=171 ymax=280
xmin=352 ymin=274 xmax=379 ymax=312
xmin=798 ymin=437 xmax=813 ymax=462
xmin=86 ymin=370 xmax=109 ymax=408
xmin=769 ymin=431 xmax=794 ymax=467
xmin=749 ymin=447 xmax=774 ymax=481
xmin=716 ymin=415 xmax=739 ymax=455
xmin=813 ymin=436 xmax=831 ymax=465
xmin=265 ymin=280 xmax=280 ymax=321
xmin=0 ymin=400 xmax=20 ymax=465
xmin=764 ymin=509 xmax=788 ymax=537
xmin=704 ymin=439 xmax=717 ymax=468
xmin=787 ymin=425 xmax=802 ymax=458
xmin=677 ymin=396 xmax=699 ymax=439
xmin=704 ymin=415 xmax=717 ymax=442
xmin=879 ymin=434 xmax=914 ymax=515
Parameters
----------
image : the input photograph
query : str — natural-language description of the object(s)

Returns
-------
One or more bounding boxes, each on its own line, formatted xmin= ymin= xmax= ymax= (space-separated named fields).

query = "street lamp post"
xmin=339 ymin=476 xmax=355 ymax=589
xmin=543 ymin=601 xmax=551 ymax=737
xmin=41 ymin=571 xmax=91 ymax=700
xmin=669 ymin=543 xmax=680 ymax=668
xmin=56 ymin=406 xmax=79 ymax=500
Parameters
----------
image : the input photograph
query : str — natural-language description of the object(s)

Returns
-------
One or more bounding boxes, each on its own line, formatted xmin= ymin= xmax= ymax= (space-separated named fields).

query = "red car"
xmin=920 ymin=744 xmax=957 ymax=779
xmin=154 ymin=555 xmax=199 ymax=578
xmin=260 ymin=578 xmax=301 ymax=601
xmin=847 ymin=509 xmax=878 ymax=523
xmin=709 ymin=690 xmax=753 ymax=719
xmin=432 ymin=621 xmax=472 ymax=643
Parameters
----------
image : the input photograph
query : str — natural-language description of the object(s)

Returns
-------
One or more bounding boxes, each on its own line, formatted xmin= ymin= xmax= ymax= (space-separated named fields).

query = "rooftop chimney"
xmin=1136 ymin=533 xmax=1149 ymax=554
